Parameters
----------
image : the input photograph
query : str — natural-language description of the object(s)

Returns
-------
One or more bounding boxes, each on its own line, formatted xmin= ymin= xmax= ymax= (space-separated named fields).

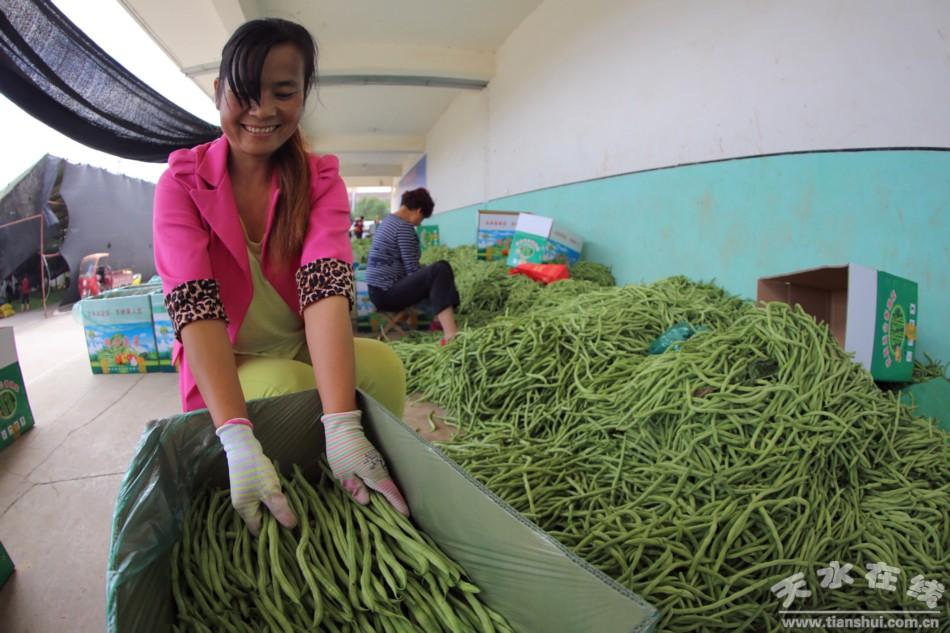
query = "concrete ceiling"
xmin=118 ymin=0 xmax=542 ymax=183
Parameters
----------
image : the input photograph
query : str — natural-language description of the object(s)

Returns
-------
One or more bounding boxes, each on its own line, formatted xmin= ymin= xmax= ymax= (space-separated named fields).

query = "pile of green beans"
xmin=913 ymin=354 xmax=948 ymax=383
xmin=351 ymin=238 xmax=372 ymax=266
xmin=392 ymin=275 xmax=950 ymax=631
xmin=171 ymin=463 xmax=515 ymax=633
xmin=419 ymin=245 xmax=618 ymax=328
xmin=569 ymin=261 xmax=616 ymax=287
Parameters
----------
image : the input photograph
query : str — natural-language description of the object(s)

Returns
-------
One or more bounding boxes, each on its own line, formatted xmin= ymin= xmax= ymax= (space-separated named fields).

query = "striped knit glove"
xmin=322 ymin=410 xmax=410 ymax=516
xmin=216 ymin=419 xmax=298 ymax=536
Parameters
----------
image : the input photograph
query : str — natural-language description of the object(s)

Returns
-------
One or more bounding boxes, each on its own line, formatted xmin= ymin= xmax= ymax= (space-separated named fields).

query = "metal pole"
xmin=40 ymin=213 xmax=47 ymax=317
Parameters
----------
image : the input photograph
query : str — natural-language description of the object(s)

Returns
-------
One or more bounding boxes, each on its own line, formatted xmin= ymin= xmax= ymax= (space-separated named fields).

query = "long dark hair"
xmin=216 ymin=19 xmax=318 ymax=267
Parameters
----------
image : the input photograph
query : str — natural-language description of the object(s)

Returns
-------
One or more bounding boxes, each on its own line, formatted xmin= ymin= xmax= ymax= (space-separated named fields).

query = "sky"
xmin=0 ymin=0 xmax=219 ymax=188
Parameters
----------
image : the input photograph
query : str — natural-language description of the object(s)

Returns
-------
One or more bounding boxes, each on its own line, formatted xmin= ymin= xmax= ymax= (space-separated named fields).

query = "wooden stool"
xmin=372 ymin=307 xmax=419 ymax=340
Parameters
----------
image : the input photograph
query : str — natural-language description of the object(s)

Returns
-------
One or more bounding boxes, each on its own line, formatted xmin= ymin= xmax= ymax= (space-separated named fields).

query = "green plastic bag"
xmin=648 ymin=322 xmax=708 ymax=354
xmin=900 ymin=378 xmax=950 ymax=434
xmin=107 ymin=391 xmax=658 ymax=633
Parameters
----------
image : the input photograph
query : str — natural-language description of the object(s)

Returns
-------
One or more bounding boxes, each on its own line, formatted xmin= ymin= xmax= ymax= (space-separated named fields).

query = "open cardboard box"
xmin=757 ymin=264 xmax=918 ymax=382
xmin=107 ymin=390 xmax=658 ymax=633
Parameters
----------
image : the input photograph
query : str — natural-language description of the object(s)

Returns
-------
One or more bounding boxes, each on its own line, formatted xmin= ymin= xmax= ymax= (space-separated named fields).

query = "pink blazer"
xmin=153 ymin=136 xmax=354 ymax=412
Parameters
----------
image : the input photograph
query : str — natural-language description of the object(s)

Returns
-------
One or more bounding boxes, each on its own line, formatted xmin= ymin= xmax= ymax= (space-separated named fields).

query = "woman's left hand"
xmin=321 ymin=410 xmax=410 ymax=516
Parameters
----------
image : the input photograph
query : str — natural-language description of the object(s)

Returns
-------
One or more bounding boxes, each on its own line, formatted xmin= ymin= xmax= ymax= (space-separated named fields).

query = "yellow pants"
xmin=235 ymin=338 xmax=406 ymax=417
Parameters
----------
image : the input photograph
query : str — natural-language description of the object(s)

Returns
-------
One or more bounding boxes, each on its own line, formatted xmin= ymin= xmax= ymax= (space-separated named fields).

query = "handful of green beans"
xmin=912 ymin=354 xmax=948 ymax=383
xmin=171 ymin=463 xmax=515 ymax=633
xmin=392 ymin=274 xmax=950 ymax=631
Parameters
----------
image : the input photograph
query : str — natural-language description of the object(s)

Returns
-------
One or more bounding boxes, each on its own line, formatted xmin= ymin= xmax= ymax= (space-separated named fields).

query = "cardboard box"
xmin=477 ymin=210 xmax=521 ymax=261
xmin=506 ymin=214 xmax=584 ymax=268
xmin=0 ymin=327 xmax=35 ymax=452
xmin=81 ymin=293 xmax=160 ymax=374
xmin=354 ymin=269 xmax=433 ymax=334
xmin=416 ymin=225 xmax=440 ymax=252
xmin=149 ymin=292 xmax=177 ymax=373
xmin=757 ymin=264 xmax=918 ymax=382
xmin=107 ymin=390 xmax=658 ymax=632
xmin=353 ymin=268 xmax=375 ymax=332
xmin=0 ymin=540 xmax=13 ymax=588
xmin=546 ymin=224 xmax=585 ymax=265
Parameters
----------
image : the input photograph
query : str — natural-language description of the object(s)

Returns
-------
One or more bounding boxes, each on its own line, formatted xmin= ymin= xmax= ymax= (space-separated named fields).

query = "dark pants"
xmin=369 ymin=261 xmax=460 ymax=315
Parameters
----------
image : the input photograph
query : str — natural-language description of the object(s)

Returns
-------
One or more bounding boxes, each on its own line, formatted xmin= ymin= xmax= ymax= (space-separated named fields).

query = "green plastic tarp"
xmin=106 ymin=390 xmax=658 ymax=632
xmin=900 ymin=377 xmax=950 ymax=434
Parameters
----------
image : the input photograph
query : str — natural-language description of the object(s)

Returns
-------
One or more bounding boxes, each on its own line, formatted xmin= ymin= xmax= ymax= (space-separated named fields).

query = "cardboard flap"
xmin=757 ymin=266 xmax=850 ymax=345
xmin=515 ymin=213 xmax=554 ymax=237
xmin=0 ymin=327 xmax=18 ymax=369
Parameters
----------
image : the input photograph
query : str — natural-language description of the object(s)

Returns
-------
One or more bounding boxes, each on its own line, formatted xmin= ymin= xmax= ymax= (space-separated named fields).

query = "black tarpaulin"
xmin=0 ymin=0 xmax=219 ymax=162
xmin=0 ymin=154 xmax=62 ymax=280
xmin=58 ymin=162 xmax=156 ymax=304
xmin=0 ymin=155 xmax=155 ymax=304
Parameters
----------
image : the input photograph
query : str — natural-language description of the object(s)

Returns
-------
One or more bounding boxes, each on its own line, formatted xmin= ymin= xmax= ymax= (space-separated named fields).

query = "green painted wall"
xmin=429 ymin=150 xmax=949 ymax=362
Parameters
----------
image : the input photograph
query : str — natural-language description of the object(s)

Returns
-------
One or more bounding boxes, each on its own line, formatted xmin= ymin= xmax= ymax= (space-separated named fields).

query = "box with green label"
xmin=149 ymin=292 xmax=176 ymax=373
xmin=0 ymin=327 xmax=35 ymax=452
xmin=81 ymin=293 xmax=160 ymax=374
xmin=506 ymin=214 xmax=584 ymax=268
xmin=757 ymin=264 xmax=919 ymax=382
xmin=416 ymin=225 xmax=440 ymax=252
xmin=0 ymin=540 xmax=13 ymax=587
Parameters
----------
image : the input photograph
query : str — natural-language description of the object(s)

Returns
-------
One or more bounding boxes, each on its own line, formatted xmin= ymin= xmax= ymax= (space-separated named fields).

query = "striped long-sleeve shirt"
xmin=365 ymin=215 xmax=420 ymax=290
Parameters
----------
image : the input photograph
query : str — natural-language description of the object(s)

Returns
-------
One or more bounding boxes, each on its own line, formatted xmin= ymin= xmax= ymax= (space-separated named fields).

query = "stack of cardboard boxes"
xmin=476 ymin=210 xmax=584 ymax=266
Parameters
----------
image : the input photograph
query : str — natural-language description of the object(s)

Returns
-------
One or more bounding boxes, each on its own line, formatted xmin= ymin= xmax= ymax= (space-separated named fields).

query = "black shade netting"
xmin=0 ymin=0 xmax=220 ymax=162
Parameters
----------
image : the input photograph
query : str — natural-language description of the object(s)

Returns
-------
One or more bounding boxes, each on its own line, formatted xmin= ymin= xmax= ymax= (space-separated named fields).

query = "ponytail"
xmin=269 ymin=129 xmax=311 ymax=268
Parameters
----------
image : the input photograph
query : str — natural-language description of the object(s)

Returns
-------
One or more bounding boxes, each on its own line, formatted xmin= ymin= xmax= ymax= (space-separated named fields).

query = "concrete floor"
xmin=0 ymin=307 xmax=449 ymax=632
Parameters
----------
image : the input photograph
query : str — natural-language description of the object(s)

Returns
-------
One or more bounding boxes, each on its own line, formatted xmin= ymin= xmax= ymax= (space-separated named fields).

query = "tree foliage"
xmin=353 ymin=197 xmax=389 ymax=221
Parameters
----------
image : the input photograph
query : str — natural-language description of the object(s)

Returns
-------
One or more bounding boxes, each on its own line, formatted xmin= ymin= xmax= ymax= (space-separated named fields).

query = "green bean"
xmin=391 ymin=261 xmax=950 ymax=632
xmin=171 ymin=461 xmax=514 ymax=632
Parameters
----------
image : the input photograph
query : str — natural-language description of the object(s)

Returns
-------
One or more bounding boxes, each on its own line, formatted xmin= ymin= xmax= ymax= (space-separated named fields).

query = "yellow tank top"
xmin=233 ymin=223 xmax=306 ymax=359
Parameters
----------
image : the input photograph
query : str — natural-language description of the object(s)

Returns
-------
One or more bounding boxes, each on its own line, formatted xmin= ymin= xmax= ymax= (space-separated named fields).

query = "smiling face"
xmin=215 ymin=43 xmax=306 ymax=163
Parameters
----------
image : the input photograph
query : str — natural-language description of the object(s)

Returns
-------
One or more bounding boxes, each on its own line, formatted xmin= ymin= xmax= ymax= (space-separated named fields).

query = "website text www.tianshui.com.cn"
xmin=781 ymin=612 xmax=941 ymax=630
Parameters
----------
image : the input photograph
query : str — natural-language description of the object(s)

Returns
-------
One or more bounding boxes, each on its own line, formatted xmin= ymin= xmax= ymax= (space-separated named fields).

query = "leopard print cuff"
xmin=296 ymin=258 xmax=355 ymax=313
xmin=165 ymin=279 xmax=229 ymax=341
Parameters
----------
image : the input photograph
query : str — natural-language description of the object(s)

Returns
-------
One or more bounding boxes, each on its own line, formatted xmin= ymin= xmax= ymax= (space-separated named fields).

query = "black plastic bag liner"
xmin=107 ymin=390 xmax=659 ymax=632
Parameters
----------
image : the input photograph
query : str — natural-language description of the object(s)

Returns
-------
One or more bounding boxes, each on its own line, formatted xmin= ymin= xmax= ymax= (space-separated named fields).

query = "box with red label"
xmin=477 ymin=210 xmax=521 ymax=261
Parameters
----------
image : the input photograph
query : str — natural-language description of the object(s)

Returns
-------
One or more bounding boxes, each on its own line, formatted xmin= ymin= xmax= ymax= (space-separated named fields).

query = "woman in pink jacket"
xmin=153 ymin=18 xmax=407 ymax=535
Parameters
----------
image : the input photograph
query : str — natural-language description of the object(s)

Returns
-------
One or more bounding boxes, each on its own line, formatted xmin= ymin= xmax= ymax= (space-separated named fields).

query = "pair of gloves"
xmin=216 ymin=410 xmax=408 ymax=535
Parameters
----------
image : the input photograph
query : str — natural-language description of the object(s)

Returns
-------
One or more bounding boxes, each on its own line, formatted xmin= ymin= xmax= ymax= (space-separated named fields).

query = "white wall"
xmin=425 ymin=90 xmax=491 ymax=211
xmin=426 ymin=0 xmax=950 ymax=208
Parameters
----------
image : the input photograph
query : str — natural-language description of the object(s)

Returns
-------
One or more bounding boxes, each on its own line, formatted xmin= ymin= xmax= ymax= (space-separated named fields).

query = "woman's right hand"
xmin=216 ymin=419 xmax=298 ymax=536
